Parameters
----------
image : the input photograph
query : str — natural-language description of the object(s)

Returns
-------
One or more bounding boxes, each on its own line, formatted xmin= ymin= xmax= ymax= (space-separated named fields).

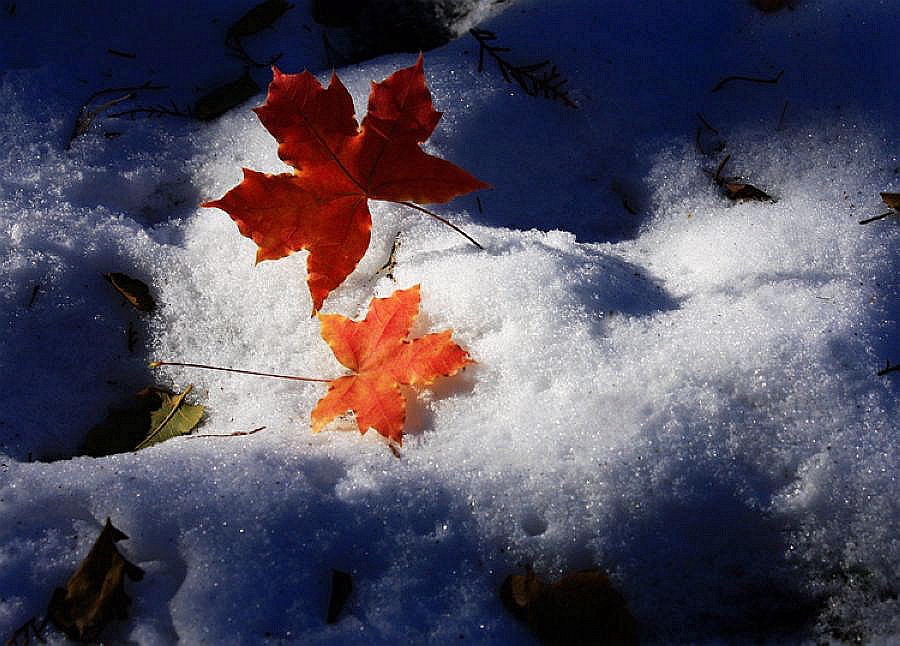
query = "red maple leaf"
xmin=312 ymin=284 xmax=473 ymax=444
xmin=203 ymin=55 xmax=488 ymax=313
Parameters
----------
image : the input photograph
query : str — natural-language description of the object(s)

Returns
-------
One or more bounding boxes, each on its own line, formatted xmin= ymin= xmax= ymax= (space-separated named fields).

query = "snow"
xmin=1 ymin=0 xmax=898 ymax=643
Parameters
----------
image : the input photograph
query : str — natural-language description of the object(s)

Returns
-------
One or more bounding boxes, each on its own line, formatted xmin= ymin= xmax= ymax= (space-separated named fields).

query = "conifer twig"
xmin=469 ymin=28 xmax=576 ymax=108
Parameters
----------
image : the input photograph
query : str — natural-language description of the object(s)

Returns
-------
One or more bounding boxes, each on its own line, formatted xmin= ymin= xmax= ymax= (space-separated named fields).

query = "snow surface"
xmin=1 ymin=0 xmax=899 ymax=643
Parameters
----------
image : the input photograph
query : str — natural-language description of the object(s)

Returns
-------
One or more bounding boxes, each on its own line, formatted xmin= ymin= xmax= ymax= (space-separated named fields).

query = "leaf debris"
xmin=192 ymin=73 xmax=261 ymax=121
xmin=47 ymin=519 xmax=144 ymax=642
xmin=500 ymin=568 xmax=638 ymax=645
xmin=82 ymin=386 xmax=204 ymax=457
xmin=469 ymin=28 xmax=576 ymax=108
xmin=103 ymin=272 xmax=156 ymax=312
xmin=710 ymin=154 xmax=775 ymax=202
xmin=67 ymin=82 xmax=167 ymax=146
xmin=711 ymin=69 xmax=784 ymax=93
xmin=225 ymin=0 xmax=293 ymax=68
xmin=877 ymin=360 xmax=899 ymax=377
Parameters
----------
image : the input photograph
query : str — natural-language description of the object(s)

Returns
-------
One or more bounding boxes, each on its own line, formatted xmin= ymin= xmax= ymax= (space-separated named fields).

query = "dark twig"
xmin=712 ymin=69 xmax=784 ymax=92
xmin=776 ymin=100 xmax=789 ymax=131
xmin=68 ymin=82 xmax=167 ymax=146
xmin=26 ymin=283 xmax=40 ymax=308
xmin=374 ymin=233 xmax=401 ymax=282
xmin=107 ymin=48 xmax=136 ymax=59
xmin=877 ymin=360 xmax=899 ymax=376
xmin=83 ymin=81 xmax=168 ymax=104
xmin=695 ymin=113 xmax=724 ymax=156
xmin=400 ymin=202 xmax=483 ymax=249
xmin=859 ymin=211 xmax=894 ymax=225
xmin=108 ymin=104 xmax=194 ymax=119
xmin=469 ymin=28 xmax=576 ymax=108
xmin=695 ymin=125 xmax=705 ymax=156
xmin=860 ymin=193 xmax=899 ymax=224
xmin=696 ymin=113 xmax=719 ymax=135
xmin=225 ymin=39 xmax=282 ymax=68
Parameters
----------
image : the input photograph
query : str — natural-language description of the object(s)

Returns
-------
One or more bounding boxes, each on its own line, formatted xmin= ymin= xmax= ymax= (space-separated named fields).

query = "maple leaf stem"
xmin=399 ymin=201 xmax=483 ymax=250
xmin=150 ymin=361 xmax=331 ymax=383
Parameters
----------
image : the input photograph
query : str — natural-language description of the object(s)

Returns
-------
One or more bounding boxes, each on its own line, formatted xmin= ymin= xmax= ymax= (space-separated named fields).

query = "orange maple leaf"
xmin=312 ymin=284 xmax=473 ymax=444
xmin=203 ymin=55 xmax=489 ymax=313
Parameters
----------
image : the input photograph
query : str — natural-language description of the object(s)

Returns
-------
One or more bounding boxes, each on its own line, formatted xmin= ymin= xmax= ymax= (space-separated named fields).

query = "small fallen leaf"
xmin=47 ymin=519 xmax=144 ymax=642
xmin=226 ymin=0 xmax=293 ymax=41
xmin=326 ymin=569 xmax=353 ymax=624
xmin=135 ymin=385 xmax=204 ymax=450
xmin=500 ymin=568 xmax=638 ymax=646
xmin=720 ymin=180 xmax=775 ymax=202
xmin=312 ymin=285 xmax=473 ymax=444
xmin=752 ymin=0 xmax=789 ymax=11
xmin=193 ymin=74 xmax=260 ymax=121
xmin=82 ymin=386 xmax=204 ymax=456
xmin=103 ymin=272 xmax=156 ymax=312
xmin=712 ymin=155 xmax=775 ymax=203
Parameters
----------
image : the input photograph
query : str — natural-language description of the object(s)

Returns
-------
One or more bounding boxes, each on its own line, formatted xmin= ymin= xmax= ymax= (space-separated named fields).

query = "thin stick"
xmin=714 ymin=154 xmax=731 ymax=183
xmin=150 ymin=361 xmax=331 ymax=383
xmin=712 ymin=69 xmax=784 ymax=92
xmin=859 ymin=211 xmax=894 ymax=225
xmin=107 ymin=48 xmax=137 ymax=59
xmin=877 ymin=361 xmax=899 ymax=376
xmin=399 ymin=201 xmax=483 ymax=249
xmin=695 ymin=125 xmax=706 ymax=156
xmin=696 ymin=113 xmax=719 ymax=135
xmin=188 ymin=426 xmax=267 ymax=439
xmin=776 ymin=100 xmax=789 ymax=131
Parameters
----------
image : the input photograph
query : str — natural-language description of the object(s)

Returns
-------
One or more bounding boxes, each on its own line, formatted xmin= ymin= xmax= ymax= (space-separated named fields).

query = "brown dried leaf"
xmin=47 ymin=519 xmax=144 ymax=642
xmin=881 ymin=192 xmax=900 ymax=211
xmin=193 ymin=75 xmax=260 ymax=121
xmin=712 ymin=155 xmax=775 ymax=203
xmin=103 ymin=272 xmax=155 ymax=312
xmin=500 ymin=568 xmax=638 ymax=646
xmin=227 ymin=0 xmax=293 ymax=40
xmin=721 ymin=180 xmax=775 ymax=202
xmin=752 ymin=0 xmax=788 ymax=12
